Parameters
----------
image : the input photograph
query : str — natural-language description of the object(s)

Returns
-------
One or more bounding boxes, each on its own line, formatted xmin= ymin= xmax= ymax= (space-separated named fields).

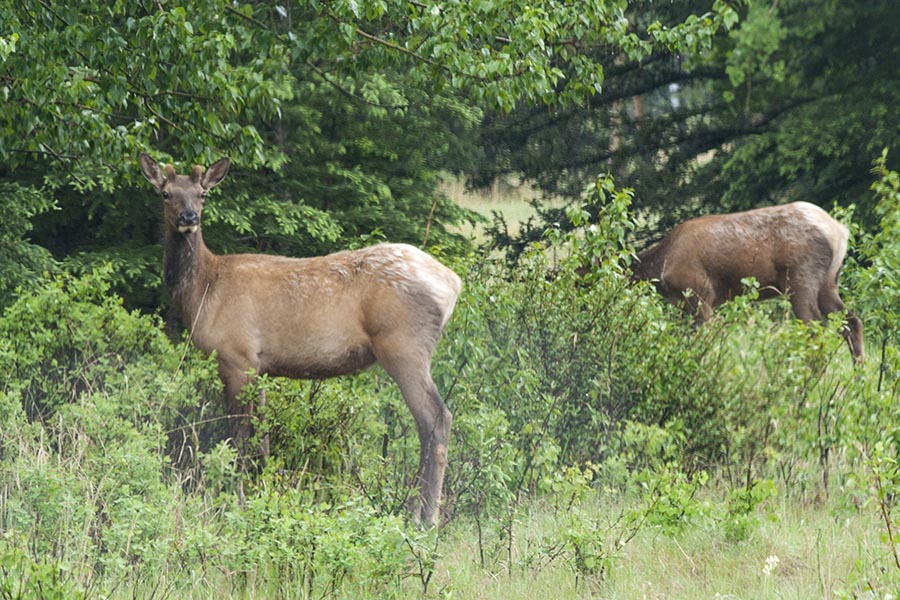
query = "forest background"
xmin=3 ymin=1 xmax=900 ymax=597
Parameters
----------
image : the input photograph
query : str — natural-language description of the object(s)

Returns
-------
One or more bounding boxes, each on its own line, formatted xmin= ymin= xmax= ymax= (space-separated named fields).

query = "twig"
xmin=421 ymin=196 xmax=439 ymax=249
xmin=38 ymin=142 xmax=87 ymax=188
xmin=351 ymin=25 xmax=436 ymax=67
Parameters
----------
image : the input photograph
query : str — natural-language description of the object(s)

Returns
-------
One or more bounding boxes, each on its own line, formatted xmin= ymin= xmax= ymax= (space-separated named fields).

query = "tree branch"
xmin=304 ymin=60 xmax=407 ymax=110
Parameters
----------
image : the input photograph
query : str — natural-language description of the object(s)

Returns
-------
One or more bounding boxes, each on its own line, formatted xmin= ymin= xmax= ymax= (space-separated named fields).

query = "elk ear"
xmin=201 ymin=157 xmax=230 ymax=190
xmin=139 ymin=153 xmax=166 ymax=191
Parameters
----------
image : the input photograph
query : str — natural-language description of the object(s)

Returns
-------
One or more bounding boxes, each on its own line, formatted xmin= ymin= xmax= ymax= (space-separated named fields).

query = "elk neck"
xmin=163 ymin=228 xmax=217 ymax=325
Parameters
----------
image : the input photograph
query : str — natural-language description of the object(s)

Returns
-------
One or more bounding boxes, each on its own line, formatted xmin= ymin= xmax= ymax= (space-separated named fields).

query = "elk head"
xmin=139 ymin=153 xmax=230 ymax=234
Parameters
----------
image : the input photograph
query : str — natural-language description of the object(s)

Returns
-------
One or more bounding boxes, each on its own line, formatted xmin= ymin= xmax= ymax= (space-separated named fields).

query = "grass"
xmin=441 ymin=173 xmax=569 ymax=241
xmin=27 ymin=471 xmax=894 ymax=599
xmin=427 ymin=486 xmax=890 ymax=600
xmin=605 ymin=500 xmax=865 ymax=598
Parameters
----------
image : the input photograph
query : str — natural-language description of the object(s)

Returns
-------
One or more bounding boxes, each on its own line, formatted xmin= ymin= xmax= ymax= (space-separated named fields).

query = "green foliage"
xmin=0 ymin=0 xmax=292 ymax=188
xmin=637 ymin=465 xmax=711 ymax=536
xmin=256 ymin=373 xmax=389 ymax=506
xmin=318 ymin=0 xmax=739 ymax=112
xmin=711 ymin=0 xmax=900 ymax=226
xmin=232 ymin=494 xmax=411 ymax=597
xmin=0 ymin=182 xmax=56 ymax=308
xmin=856 ymin=150 xmax=900 ymax=345
xmin=0 ymin=269 xmax=219 ymax=582
xmin=833 ymin=157 xmax=900 ymax=584
xmin=721 ymin=478 xmax=777 ymax=542
xmin=241 ymin=79 xmax=481 ymax=256
xmin=0 ymin=534 xmax=85 ymax=600
xmin=722 ymin=3 xmax=786 ymax=95
xmin=0 ymin=268 xmax=221 ymax=435
xmin=0 ymin=267 xmax=187 ymax=420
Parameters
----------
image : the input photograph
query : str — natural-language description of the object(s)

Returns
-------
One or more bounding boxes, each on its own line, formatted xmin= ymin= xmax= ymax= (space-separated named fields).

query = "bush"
xmin=0 ymin=269 xmax=222 ymax=586
xmin=0 ymin=533 xmax=85 ymax=600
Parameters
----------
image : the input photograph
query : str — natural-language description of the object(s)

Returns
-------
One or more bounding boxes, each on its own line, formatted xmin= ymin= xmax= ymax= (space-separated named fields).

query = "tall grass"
xmin=432 ymin=486 xmax=887 ymax=600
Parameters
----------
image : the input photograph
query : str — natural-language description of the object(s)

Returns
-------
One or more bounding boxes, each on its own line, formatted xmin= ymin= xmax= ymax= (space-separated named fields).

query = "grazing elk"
xmin=631 ymin=201 xmax=864 ymax=363
xmin=139 ymin=153 xmax=462 ymax=526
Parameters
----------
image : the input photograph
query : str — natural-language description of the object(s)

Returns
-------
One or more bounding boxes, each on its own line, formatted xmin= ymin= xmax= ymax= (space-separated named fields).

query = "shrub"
xmin=0 ymin=269 xmax=222 ymax=586
xmin=0 ymin=533 xmax=85 ymax=600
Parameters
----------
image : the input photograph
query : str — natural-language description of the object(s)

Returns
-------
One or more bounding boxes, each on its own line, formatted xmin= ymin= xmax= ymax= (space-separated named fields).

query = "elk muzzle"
xmin=176 ymin=209 xmax=199 ymax=233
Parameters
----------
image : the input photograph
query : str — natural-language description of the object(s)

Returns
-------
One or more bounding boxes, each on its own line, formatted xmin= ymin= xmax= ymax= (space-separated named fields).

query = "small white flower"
xmin=763 ymin=554 xmax=780 ymax=577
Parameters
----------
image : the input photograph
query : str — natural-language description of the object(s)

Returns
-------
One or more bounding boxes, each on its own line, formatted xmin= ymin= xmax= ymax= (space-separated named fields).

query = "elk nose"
xmin=177 ymin=210 xmax=199 ymax=226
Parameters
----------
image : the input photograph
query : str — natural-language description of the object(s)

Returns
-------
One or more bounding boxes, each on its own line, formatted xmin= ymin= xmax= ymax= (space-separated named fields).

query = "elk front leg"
xmin=219 ymin=361 xmax=253 ymax=458
xmin=256 ymin=387 xmax=271 ymax=459
xmin=680 ymin=289 xmax=714 ymax=326
xmin=218 ymin=356 xmax=269 ymax=464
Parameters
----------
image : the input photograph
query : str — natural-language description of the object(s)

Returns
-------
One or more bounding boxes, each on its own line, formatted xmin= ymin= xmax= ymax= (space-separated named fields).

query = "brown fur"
xmin=632 ymin=202 xmax=864 ymax=363
xmin=140 ymin=153 xmax=462 ymax=526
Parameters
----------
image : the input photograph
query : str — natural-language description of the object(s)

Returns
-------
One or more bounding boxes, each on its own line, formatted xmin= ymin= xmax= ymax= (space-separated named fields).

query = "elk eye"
xmin=161 ymin=191 xmax=170 ymax=200
xmin=200 ymin=191 xmax=207 ymax=200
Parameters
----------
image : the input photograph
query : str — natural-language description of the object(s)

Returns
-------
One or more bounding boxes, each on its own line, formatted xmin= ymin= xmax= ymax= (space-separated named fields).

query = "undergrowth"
xmin=2 ymin=171 xmax=900 ymax=597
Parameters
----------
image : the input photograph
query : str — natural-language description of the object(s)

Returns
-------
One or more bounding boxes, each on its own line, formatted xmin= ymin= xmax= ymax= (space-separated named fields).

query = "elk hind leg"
xmin=377 ymin=347 xmax=451 ymax=527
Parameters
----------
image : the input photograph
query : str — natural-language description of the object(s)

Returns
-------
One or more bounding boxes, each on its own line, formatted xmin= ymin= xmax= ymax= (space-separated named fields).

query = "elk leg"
xmin=218 ymin=358 xmax=268 ymax=463
xmin=219 ymin=362 xmax=252 ymax=453
xmin=257 ymin=387 xmax=271 ymax=459
xmin=692 ymin=299 xmax=714 ymax=326
xmin=789 ymin=287 xmax=822 ymax=323
xmin=420 ymin=380 xmax=452 ymax=527
xmin=376 ymin=348 xmax=451 ymax=527
xmin=678 ymin=284 xmax=714 ymax=326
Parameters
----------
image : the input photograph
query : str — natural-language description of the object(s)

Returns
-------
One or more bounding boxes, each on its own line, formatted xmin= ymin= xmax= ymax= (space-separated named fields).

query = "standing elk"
xmin=630 ymin=201 xmax=864 ymax=363
xmin=140 ymin=153 xmax=462 ymax=526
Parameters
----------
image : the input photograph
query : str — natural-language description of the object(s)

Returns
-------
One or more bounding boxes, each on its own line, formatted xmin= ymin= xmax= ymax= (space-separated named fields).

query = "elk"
xmin=630 ymin=201 xmax=864 ymax=363
xmin=139 ymin=153 xmax=462 ymax=526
